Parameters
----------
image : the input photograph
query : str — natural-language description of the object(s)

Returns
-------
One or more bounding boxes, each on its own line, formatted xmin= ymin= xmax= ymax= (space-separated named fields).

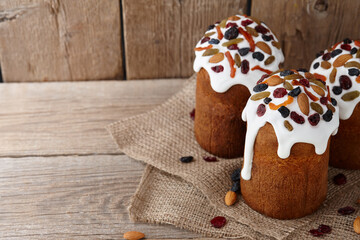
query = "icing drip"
xmin=193 ymin=15 xmax=285 ymax=93
xmin=310 ymin=39 xmax=360 ymax=120
xmin=241 ymin=71 xmax=339 ymax=180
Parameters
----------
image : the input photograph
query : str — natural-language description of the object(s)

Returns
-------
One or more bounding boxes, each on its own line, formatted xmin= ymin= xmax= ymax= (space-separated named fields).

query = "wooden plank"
xmin=251 ymin=0 xmax=360 ymax=70
xmin=0 ymin=154 xmax=201 ymax=239
xmin=0 ymin=79 xmax=184 ymax=157
xmin=0 ymin=0 xmax=123 ymax=82
xmin=122 ymin=0 xmax=248 ymax=79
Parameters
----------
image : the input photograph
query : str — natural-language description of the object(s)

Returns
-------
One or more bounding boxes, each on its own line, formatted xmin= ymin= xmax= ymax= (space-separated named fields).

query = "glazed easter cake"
xmin=310 ymin=38 xmax=360 ymax=169
xmin=240 ymin=70 xmax=339 ymax=219
xmin=193 ymin=14 xmax=284 ymax=158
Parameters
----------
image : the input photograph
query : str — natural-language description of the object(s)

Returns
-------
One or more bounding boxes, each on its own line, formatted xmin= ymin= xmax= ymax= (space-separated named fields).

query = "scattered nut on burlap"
xmin=108 ymin=74 xmax=360 ymax=239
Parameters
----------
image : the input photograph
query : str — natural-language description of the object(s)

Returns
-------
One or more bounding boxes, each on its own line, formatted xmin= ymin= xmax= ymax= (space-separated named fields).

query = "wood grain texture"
xmin=0 ymin=154 xmax=201 ymax=239
xmin=122 ymin=0 xmax=248 ymax=79
xmin=251 ymin=0 xmax=360 ymax=70
xmin=0 ymin=79 xmax=184 ymax=157
xmin=0 ymin=0 xmax=123 ymax=82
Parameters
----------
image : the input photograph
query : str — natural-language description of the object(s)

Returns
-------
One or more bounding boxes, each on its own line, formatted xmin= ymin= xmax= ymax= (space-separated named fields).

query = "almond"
xmin=329 ymin=68 xmax=337 ymax=83
xmin=123 ymin=231 xmax=145 ymax=240
xmin=209 ymin=53 xmax=224 ymax=63
xmin=266 ymin=75 xmax=284 ymax=86
xmin=311 ymin=85 xmax=325 ymax=96
xmin=225 ymin=191 xmax=237 ymax=206
xmin=264 ymin=56 xmax=275 ymax=65
xmin=354 ymin=216 xmax=360 ymax=234
xmin=298 ymin=93 xmax=309 ymax=115
xmin=256 ymin=41 xmax=272 ymax=55
xmin=333 ymin=54 xmax=353 ymax=67
xmin=321 ymin=61 xmax=331 ymax=69
xmin=272 ymin=41 xmax=281 ymax=49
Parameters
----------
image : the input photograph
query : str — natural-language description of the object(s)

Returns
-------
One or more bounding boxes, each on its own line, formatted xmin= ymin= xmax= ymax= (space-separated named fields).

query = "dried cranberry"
xmin=203 ymin=156 xmax=217 ymax=162
xmin=262 ymin=34 xmax=273 ymax=41
xmin=207 ymin=24 xmax=215 ymax=31
xmin=318 ymin=224 xmax=332 ymax=234
xmin=339 ymin=75 xmax=352 ymax=90
xmin=308 ymin=113 xmax=320 ymax=126
xmin=338 ymin=206 xmax=355 ymax=215
xmin=226 ymin=22 xmax=238 ymax=28
xmin=331 ymin=49 xmax=343 ymax=57
xmin=263 ymin=97 xmax=272 ymax=104
xmin=273 ymin=88 xmax=288 ymax=98
xmin=278 ymin=106 xmax=290 ymax=118
xmin=224 ymin=26 xmax=239 ymax=40
xmin=231 ymin=168 xmax=241 ymax=182
xmin=211 ymin=65 xmax=224 ymax=73
xmin=253 ymin=83 xmax=268 ymax=92
xmin=227 ymin=44 xmax=239 ymax=50
xmin=280 ymin=70 xmax=294 ymax=76
xmin=323 ymin=109 xmax=333 ymax=122
xmin=341 ymin=44 xmax=352 ymax=51
xmin=255 ymin=25 xmax=269 ymax=34
xmin=320 ymin=97 xmax=328 ymax=105
xmin=208 ymin=38 xmax=220 ymax=44
xmin=231 ymin=181 xmax=240 ymax=192
xmin=180 ymin=156 xmax=193 ymax=163
xmin=253 ymin=52 xmax=264 ymax=61
xmin=241 ymin=60 xmax=249 ymax=74
xmin=331 ymin=98 xmax=337 ymax=106
xmin=299 ymin=78 xmax=310 ymax=87
xmin=350 ymin=47 xmax=358 ymax=55
xmin=309 ymin=229 xmax=324 ymax=237
xmin=288 ymin=87 xmax=301 ymax=97
xmin=257 ymin=74 xmax=270 ymax=84
xmin=257 ymin=104 xmax=266 ymax=117
xmin=322 ymin=52 xmax=331 ymax=61
xmin=238 ymin=47 xmax=250 ymax=56
xmin=332 ymin=86 xmax=342 ymax=95
xmin=291 ymin=111 xmax=305 ymax=124
xmin=313 ymin=62 xmax=320 ymax=69
xmin=190 ymin=108 xmax=195 ymax=120
xmin=333 ymin=173 xmax=347 ymax=185
xmin=241 ymin=19 xmax=253 ymax=26
xmin=201 ymin=37 xmax=210 ymax=44
xmin=210 ymin=216 xmax=227 ymax=228
xmin=343 ymin=38 xmax=352 ymax=44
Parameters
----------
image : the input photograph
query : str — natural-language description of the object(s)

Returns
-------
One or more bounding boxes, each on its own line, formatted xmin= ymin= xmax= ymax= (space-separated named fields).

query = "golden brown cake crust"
xmin=194 ymin=68 xmax=250 ymax=158
xmin=330 ymin=103 xmax=360 ymax=169
xmin=241 ymin=123 xmax=329 ymax=219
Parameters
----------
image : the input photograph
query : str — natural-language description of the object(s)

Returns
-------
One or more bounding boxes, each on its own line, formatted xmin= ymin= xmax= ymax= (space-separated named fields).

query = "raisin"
xmin=226 ymin=22 xmax=238 ymax=28
xmin=331 ymin=49 xmax=343 ymax=57
xmin=290 ymin=111 xmax=305 ymax=124
xmin=350 ymin=47 xmax=358 ymax=55
xmin=203 ymin=156 xmax=217 ymax=162
xmin=343 ymin=38 xmax=352 ymax=44
xmin=309 ymin=229 xmax=324 ymax=237
xmin=273 ymin=88 xmax=288 ymax=98
xmin=263 ymin=97 xmax=272 ymax=104
xmin=201 ymin=37 xmax=210 ymax=44
xmin=331 ymin=98 xmax=337 ymax=106
xmin=333 ymin=173 xmax=347 ymax=185
xmin=257 ymin=104 xmax=266 ymax=117
xmin=207 ymin=24 xmax=215 ymax=31
xmin=278 ymin=106 xmax=290 ymax=118
xmin=241 ymin=60 xmax=249 ymax=74
xmin=332 ymin=86 xmax=342 ymax=95
xmin=280 ymin=70 xmax=294 ymax=76
xmin=322 ymin=109 xmax=333 ymax=122
xmin=241 ymin=19 xmax=253 ymax=26
xmin=348 ymin=68 xmax=360 ymax=76
xmin=322 ymin=52 xmax=331 ymax=61
xmin=299 ymin=78 xmax=310 ymax=87
xmin=320 ymin=97 xmax=328 ymax=105
xmin=208 ymin=38 xmax=220 ymax=44
xmin=297 ymin=68 xmax=308 ymax=72
xmin=238 ymin=47 xmax=250 ymax=56
xmin=190 ymin=108 xmax=195 ymax=120
xmin=341 ymin=44 xmax=351 ymax=51
xmin=308 ymin=113 xmax=320 ymax=126
xmin=313 ymin=62 xmax=320 ymax=69
xmin=224 ymin=26 xmax=239 ymax=40
xmin=227 ymin=44 xmax=239 ymax=50
xmin=253 ymin=83 xmax=268 ymax=92
xmin=253 ymin=52 xmax=265 ymax=61
xmin=231 ymin=168 xmax=241 ymax=182
xmin=180 ymin=156 xmax=193 ymax=163
xmin=231 ymin=181 xmax=240 ymax=192
xmin=316 ymin=50 xmax=324 ymax=58
xmin=210 ymin=216 xmax=227 ymax=228
xmin=288 ymin=87 xmax=301 ymax=97
xmin=318 ymin=224 xmax=332 ymax=234
xmin=261 ymin=34 xmax=273 ymax=41
xmin=339 ymin=75 xmax=352 ymax=90
xmin=255 ymin=25 xmax=269 ymax=34
xmin=257 ymin=74 xmax=270 ymax=84
xmin=211 ymin=65 xmax=224 ymax=73
xmin=338 ymin=206 xmax=355 ymax=215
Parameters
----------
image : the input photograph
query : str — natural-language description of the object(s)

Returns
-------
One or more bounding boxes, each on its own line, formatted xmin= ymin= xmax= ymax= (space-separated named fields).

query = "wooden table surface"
xmin=0 ymin=79 xmax=213 ymax=239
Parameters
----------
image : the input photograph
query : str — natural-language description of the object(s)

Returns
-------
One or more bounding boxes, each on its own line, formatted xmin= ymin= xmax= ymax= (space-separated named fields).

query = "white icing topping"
xmin=193 ymin=15 xmax=284 ymax=93
xmin=309 ymin=40 xmax=360 ymax=120
xmin=241 ymin=72 xmax=339 ymax=180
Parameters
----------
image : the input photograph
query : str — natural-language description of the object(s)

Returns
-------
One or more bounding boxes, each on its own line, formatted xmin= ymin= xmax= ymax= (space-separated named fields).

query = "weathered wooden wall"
xmin=0 ymin=0 xmax=359 ymax=82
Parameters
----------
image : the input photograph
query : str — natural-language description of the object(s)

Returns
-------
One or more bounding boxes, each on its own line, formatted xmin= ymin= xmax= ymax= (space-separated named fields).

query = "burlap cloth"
xmin=108 ymin=74 xmax=360 ymax=239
